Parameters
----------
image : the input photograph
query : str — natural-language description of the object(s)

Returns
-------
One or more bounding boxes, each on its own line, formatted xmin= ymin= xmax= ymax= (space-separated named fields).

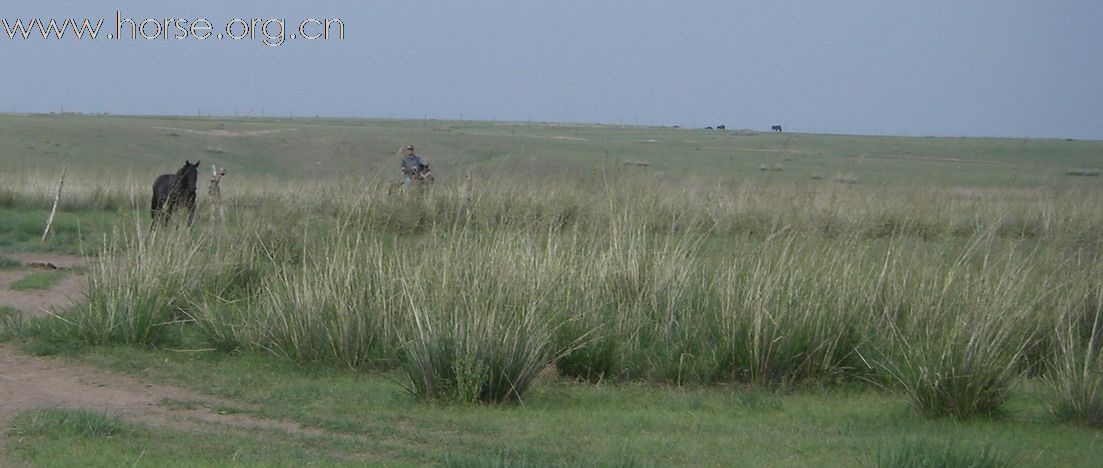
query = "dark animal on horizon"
xmin=771 ymin=125 xmax=783 ymax=132
xmin=705 ymin=126 xmax=713 ymax=130
xmin=716 ymin=125 xmax=726 ymax=130
xmin=151 ymin=160 xmax=200 ymax=228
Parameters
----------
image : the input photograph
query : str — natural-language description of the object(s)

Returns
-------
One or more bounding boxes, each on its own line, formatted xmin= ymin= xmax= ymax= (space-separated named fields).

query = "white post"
xmin=208 ymin=165 xmax=225 ymax=223
xmin=41 ymin=166 xmax=66 ymax=241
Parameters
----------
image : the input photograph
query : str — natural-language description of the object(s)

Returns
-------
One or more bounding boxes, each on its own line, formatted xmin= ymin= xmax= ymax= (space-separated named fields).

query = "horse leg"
xmin=151 ymin=194 xmax=163 ymax=230
xmin=185 ymin=199 xmax=196 ymax=227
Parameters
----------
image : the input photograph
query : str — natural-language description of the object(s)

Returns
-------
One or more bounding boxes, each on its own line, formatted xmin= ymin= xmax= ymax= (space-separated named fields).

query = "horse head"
xmin=175 ymin=160 xmax=200 ymax=194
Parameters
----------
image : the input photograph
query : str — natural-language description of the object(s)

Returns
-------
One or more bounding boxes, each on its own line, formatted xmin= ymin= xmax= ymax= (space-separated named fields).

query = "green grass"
xmin=9 ymin=270 xmax=68 ymax=290
xmin=33 ymin=189 xmax=1102 ymax=413
xmin=7 ymin=346 xmax=1085 ymax=467
xmin=0 ymin=255 xmax=20 ymax=268
xmin=1045 ymin=289 xmax=1103 ymax=428
xmin=0 ymin=206 xmax=127 ymax=253
xmin=9 ymin=408 xmax=126 ymax=439
xmin=875 ymin=438 xmax=1017 ymax=468
xmin=6 ymin=407 xmax=371 ymax=467
xmin=2 ymin=113 xmax=1101 ymax=190
xmin=5 ymin=114 xmax=1103 ymax=464
xmin=0 ymin=305 xmax=23 ymax=341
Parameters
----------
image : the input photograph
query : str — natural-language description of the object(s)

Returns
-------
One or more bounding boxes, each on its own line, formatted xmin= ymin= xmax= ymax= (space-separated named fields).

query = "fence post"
xmin=208 ymin=165 xmax=226 ymax=224
xmin=41 ymin=165 xmax=66 ymax=241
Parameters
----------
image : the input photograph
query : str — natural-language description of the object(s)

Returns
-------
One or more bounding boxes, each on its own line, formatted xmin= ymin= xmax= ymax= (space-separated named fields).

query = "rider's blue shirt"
xmin=401 ymin=155 xmax=424 ymax=175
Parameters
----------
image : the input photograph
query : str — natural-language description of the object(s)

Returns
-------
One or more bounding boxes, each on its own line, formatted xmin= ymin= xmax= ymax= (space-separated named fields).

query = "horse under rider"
xmin=400 ymin=144 xmax=426 ymax=188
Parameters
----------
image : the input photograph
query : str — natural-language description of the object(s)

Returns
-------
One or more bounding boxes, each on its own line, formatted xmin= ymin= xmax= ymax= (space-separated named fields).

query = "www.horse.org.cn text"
xmin=1 ymin=11 xmax=345 ymax=47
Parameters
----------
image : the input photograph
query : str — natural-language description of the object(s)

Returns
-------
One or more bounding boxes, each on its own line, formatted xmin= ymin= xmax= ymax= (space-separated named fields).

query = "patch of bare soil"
xmin=153 ymin=127 xmax=298 ymax=138
xmin=0 ymin=253 xmax=85 ymax=318
xmin=0 ymin=253 xmax=364 ymax=464
xmin=0 ymin=344 xmax=333 ymax=435
xmin=5 ymin=253 xmax=85 ymax=271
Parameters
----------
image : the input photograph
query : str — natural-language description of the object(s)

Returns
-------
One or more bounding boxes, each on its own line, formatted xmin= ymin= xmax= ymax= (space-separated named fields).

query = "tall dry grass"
xmin=32 ymin=173 xmax=1103 ymax=410
xmin=1046 ymin=284 xmax=1103 ymax=427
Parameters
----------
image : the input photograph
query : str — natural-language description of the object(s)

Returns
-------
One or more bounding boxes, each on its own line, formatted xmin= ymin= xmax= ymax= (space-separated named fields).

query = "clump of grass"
xmin=1046 ymin=288 xmax=1103 ymax=427
xmin=9 ymin=270 xmax=68 ymax=290
xmin=245 ymin=229 xmax=399 ymax=369
xmin=868 ymin=238 xmax=1047 ymax=418
xmin=875 ymin=438 xmax=1016 ymax=468
xmin=549 ymin=224 xmax=723 ymax=384
xmin=400 ymin=231 xmax=569 ymax=404
xmin=8 ymin=408 xmax=127 ymax=439
xmin=555 ymin=322 xmax=619 ymax=383
xmin=50 ymin=226 xmax=207 ymax=346
xmin=711 ymin=236 xmax=872 ymax=386
xmin=0 ymin=305 xmax=25 ymax=340
xmin=0 ymin=255 xmax=21 ymax=268
xmin=185 ymin=297 xmax=248 ymax=353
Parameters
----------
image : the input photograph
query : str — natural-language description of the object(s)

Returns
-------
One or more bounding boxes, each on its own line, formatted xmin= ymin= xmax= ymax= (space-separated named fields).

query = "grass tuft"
xmin=8 ymin=408 xmax=127 ymax=439
xmin=875 ymin=438 xmax=1016 ymax=468
xmin=867 ymin=237 xmax=1046 ymax=418
xmin=9 ymin=270 xmax=68 ymax=290
xmin=399 ymin=232 xmax=567 ymax=404
xmin=0 ymin=305 xmax=25 ymax=340
xmin=0 ymin=255 xmax=21 ymax=268
xmin=1046 ymin=288 xmax=1103 ymax=427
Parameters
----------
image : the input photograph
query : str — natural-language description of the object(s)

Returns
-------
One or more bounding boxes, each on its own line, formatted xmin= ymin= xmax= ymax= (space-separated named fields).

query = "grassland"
xmin=9 ymin=271 xmax=68 ymax=290
xmin=2 ymin=113 xmax=1103 ymax=466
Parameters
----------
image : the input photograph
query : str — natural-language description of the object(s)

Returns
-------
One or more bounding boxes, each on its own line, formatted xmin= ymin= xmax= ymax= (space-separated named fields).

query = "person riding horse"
xmin=400 ymin=145 xmax=433 ymax=190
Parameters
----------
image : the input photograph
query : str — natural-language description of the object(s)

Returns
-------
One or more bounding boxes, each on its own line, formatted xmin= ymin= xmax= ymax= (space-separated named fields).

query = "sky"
xmin=3 ymin=1 xmax=1102 ymax=139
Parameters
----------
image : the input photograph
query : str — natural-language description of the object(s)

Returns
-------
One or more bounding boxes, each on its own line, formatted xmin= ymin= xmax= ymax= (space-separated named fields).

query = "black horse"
xmin=771 ymin=125 xmax=783 ymax=133
xmin=151 ymin=160 xmax=200 ymax=228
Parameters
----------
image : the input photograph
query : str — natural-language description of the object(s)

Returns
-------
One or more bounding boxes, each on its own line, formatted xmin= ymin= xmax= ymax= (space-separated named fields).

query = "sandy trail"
xmin=153 ymin=126 xmax=298 ymax=138
xmin=0 ymin=253 xmax=349 ymax=465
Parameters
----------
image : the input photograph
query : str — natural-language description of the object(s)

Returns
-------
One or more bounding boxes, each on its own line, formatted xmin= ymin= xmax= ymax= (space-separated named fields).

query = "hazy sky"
xmin=4 ymin=1 xmax=1102 ymax=139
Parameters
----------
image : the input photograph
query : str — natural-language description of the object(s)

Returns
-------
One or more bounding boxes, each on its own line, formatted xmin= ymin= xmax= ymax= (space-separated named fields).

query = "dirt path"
xmin=0 ymin=252 xmax=84 ymax=318
xmin=0 ymin=253 xmax=353 ymax=465
xmin=153 ymin=126 xmax=298 ymax=138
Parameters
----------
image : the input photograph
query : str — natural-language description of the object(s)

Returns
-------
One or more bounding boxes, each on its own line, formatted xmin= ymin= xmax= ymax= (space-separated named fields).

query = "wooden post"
xmin=41 ymin=166 xmax=66 ymax=241
xmin=208 ymin=165 xmax=226 ymax=223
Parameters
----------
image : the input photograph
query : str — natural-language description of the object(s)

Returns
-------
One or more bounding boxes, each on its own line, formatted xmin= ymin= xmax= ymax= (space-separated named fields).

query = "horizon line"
xmin=0 ymin=111 xmax=1095 ymax=143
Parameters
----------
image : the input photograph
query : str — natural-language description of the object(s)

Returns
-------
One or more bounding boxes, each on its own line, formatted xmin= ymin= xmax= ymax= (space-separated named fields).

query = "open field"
xmin=2 ymin=113 xmax=1102 ymax=188
xmin=2 ymin=114 xmax=1103 ymax=466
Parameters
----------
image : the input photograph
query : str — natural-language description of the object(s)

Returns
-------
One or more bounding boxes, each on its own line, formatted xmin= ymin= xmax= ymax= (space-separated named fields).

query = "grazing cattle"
xmin=705 ymin=126 xmax=713 ymax=130
xmin=716 ymin=125 xmax=726 ymax=130
xmin=771 ymin=125 xmax=783 ymax=132
xmin=151 ymin=160 xmax=200 ymax=228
